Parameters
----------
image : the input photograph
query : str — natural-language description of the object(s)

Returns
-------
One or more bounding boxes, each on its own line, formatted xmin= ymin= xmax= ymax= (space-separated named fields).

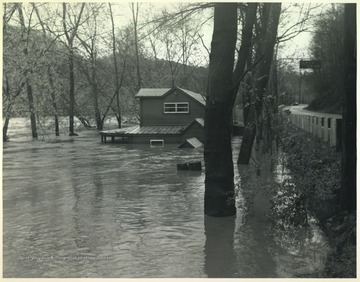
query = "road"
xmin=283 ymin=104 xmax=342 ymax=119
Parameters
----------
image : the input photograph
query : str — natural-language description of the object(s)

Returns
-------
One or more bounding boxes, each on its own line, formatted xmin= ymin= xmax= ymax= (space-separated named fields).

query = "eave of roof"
xmin=180 ymin=117 xmax=205 ymax=134
xmin=135 ymin=88 xmax=171 ymax=98
xmin=100 ymin=125 xmax=184 ymax=135
xmin=135 ymin=87 xmax=206 ymax=106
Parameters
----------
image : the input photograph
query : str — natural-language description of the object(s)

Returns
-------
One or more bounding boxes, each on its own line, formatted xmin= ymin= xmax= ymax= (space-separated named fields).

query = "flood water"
xmin=3 ymin=118 xmax=329 ymax=278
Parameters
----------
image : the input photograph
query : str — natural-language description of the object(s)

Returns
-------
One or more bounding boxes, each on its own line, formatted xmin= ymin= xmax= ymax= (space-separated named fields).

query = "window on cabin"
xmin=150 ymin=139 xmax=164 ymax=147
xmin=164 ymin=102 xmax=189 ymax=113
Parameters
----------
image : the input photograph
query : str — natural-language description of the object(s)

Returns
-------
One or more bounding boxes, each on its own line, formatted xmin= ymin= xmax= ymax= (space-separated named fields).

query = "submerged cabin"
xmin=100 ymin=87 xmax=206 ymax=146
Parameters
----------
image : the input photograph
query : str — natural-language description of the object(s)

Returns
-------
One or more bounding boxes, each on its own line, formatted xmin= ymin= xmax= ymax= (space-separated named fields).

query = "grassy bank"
xmin=277 ymin=115 xmax=356 ymax=277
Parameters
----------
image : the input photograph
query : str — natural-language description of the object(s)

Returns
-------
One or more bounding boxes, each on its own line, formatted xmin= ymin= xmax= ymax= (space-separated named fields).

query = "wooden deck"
xmin=99 ymin=125 xmax=184 ymax=143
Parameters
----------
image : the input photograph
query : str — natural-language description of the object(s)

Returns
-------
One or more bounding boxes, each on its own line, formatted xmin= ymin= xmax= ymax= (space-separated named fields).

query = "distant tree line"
xmin=307 ymin=4 xmax=345 ymax=114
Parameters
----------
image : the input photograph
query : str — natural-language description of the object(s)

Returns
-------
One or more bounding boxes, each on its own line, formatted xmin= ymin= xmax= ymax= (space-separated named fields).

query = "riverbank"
xmin=278 ymin=116 xmax=356 ymax=277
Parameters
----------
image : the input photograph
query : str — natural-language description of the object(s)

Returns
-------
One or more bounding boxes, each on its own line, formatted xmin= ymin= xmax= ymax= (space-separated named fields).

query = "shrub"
xmin=277 ymin=115 xmax=341 ymax=221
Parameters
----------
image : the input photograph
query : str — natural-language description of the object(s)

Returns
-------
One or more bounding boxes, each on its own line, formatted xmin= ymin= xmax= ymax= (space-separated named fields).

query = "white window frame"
xmin=150 ymin=139 xmax=164 ymax=147
xmin=164 ymin=102 xmax=189 ymax=114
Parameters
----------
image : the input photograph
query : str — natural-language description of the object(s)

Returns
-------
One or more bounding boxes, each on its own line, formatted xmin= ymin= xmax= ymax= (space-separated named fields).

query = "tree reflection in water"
xmin=204 ymin=215 xmax=237 ymax=278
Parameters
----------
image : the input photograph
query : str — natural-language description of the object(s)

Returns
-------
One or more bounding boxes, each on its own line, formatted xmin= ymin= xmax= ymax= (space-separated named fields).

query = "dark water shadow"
xmin=236 ymin=158 xmax=277 ymax=278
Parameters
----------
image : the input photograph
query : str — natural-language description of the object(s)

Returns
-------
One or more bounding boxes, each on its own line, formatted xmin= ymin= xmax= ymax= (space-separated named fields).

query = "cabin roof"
xmin=135 ymin=87 xmax=206 ymax=106
xmin=178 ymin=137 xmax=203 ymax=148
xmin=194 ymin=117 xmax=205 ymax=127
xmin=100 ymin=125 xmax=184 ymax=135
xmin=180 ymin=117 xmax=205 ymax=134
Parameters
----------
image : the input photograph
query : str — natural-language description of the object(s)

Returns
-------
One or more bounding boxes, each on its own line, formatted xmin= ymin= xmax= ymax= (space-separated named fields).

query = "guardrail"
xmin=289 ymin=113 xmax=342 ymax=150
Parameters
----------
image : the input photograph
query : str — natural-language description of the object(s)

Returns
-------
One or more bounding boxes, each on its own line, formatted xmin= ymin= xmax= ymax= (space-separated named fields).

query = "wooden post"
xmin=317 ymin=117 xmax=322 ymax=139
xmin=330 ymin=118 xmax=337 ymax=147
xmin=336 ymin=119 xmax=342 ymax=152
xmin=323 ymin=117 xmax=329 ymax=143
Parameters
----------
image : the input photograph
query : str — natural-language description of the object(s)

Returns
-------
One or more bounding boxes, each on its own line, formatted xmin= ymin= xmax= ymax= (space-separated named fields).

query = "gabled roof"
xmin=181 ymin=118 xmax=205 ymax=134
xmin=135 ymin=87 xmax=206 ymax=106
xmin=135 ymin=88 xmax=171 ymax=97
xmin=178 ymin=137 xmax=203 ymax=148
xmin=178 ymin=88 xmax=206 ymax=106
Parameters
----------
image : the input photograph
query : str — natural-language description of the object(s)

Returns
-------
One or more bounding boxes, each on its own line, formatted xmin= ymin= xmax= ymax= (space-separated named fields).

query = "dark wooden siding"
xmin=140 ymin=90 xmax=205 ymax=126
xmin=181 ymin=123 xmax=204 ymax=143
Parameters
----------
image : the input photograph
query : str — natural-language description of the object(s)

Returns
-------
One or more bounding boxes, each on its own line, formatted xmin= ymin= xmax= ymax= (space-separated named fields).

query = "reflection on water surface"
xmin=3 ymin=118 xmax=329 ymax=278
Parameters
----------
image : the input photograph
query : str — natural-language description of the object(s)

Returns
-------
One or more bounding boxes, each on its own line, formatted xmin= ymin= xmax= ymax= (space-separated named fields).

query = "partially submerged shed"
xmin=99 ymin=86 xmax=206 ymax=146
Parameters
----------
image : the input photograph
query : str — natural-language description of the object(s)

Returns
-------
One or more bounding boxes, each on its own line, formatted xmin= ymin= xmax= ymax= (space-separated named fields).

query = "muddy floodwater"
xmin=3 ymin=118 xmax=329 ymax=278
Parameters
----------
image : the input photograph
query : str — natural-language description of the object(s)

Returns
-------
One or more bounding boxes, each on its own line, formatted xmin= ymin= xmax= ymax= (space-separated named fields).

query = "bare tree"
xmin=33 ymin=3 xmax=60 ymax=136
xmin=108 ymin=3 xmax=122 ymax=128
xmin=62 ymin=2 xmax=85 ymax=136
xmin=3 ymin=3 xmax=24 ymax=141
xmin=130 ymin=3 xmax=142 ymax=90
xmin=17 ymin=3 xmax=38 ymax=139
xmin=238 ymin=3 xmax=282 ymax=164
xmin=76 ymin=3 xmax=104 ymax=130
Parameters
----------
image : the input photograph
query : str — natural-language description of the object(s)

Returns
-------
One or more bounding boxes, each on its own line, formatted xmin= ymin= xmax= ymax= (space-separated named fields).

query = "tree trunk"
xmin=231 ymin=2 xmax=258 ymax=102
xmin=340 ymin=4 xmax=356 ymax=212
xmin=3 ymin=77 xmax=12 ymax=142
xmin=3 ymin=115 xmax=10 ymax=142
xmin=109 ymin=3 xmax=122 ymax=129
xmin=26 ymin=79 xmax=38 ymax=139
xmin=33 ymin=4 xmax=60 ymax=137
xmin=68 ymin=48 xmax=77 ymax=136
xmin=62 ymin=3 xmax=85 ymax=136
xmin=91 ymin=58 xmax=102 ymax=130
xmin=2 ymin=77 xmax=25 ymax=142
xmin=47 ymin=69 xmax=60 ymax=136
xmin=17 ymin=4 xmax=38 ymax=139
xmin=3 ymin=100 xmax=12 ymax=142
xmin=237 ymin=3 xmax=281 ymax=164
xmin=204 ymin=3 xmax=237 ymax=217
xmin=131 ymin=3 xmax=142 ymax=90
xmin=238 ymin=104 xmax=256 ymax=164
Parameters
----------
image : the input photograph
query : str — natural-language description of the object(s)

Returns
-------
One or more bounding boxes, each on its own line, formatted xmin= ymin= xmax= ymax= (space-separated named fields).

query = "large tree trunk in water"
xmin=340 ymin=4 xmax=356 ymax=212
xmin=204 ymin=3 xmax=237 ymax=217
xmin=26 ymin=79 xmax=38 ymax=139
xmin=237 ymin=3 xmax=281 ymax=164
